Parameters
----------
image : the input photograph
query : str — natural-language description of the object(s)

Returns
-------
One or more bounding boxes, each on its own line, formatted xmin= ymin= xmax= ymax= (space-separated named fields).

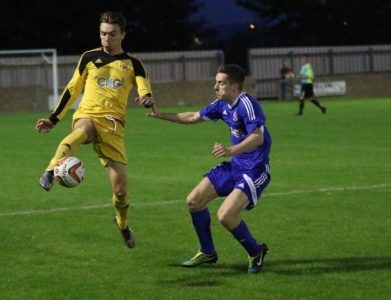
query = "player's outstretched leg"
xmin=39 ymin=128 xmax=88 ymax=191
xmin=248 ymin=243 xmax=269 ymax=274
xmin=39 ymin=170 xmax=54 ymax=191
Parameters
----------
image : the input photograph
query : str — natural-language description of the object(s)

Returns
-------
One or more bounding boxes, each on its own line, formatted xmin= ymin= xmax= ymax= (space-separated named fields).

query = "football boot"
xmin=181 ymin=251 xmax=218 ymax=268
xmin=39 ymin=170 xmax=54 ymax=191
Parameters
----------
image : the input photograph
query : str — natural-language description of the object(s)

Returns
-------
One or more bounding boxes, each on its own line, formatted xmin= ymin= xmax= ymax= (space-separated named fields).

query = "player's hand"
xmin=212 ymin=143 xmax=232 ymax=158
xmin=135 ymin=95 xmax=155 ymax=108
xmin=146 ymin=103 xmax=160 ymax=118
xmin=35 ymin=118 xmax=54 ymax=133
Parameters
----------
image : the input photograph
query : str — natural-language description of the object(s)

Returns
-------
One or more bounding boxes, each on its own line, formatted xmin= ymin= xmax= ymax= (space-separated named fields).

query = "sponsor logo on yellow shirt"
xmin=97 ymin=78 xmax=124 ymax=88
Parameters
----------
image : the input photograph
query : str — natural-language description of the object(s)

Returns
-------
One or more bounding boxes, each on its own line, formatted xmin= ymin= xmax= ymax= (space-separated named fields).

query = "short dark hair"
xmin=217 ymin=64 xmax=246 ymax=90
xmin=100 ymin=11 xmax=126 ymax=32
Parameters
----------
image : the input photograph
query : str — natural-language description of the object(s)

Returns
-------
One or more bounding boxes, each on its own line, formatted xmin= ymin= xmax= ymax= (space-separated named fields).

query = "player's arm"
xmin=36 ymin=54 xmax=88 ymax=133
xmin=134 ymin=76 xmax=154 ymax=108
xmin=131 ymin=57 xmax=155 ymax=108
xmin=213 ymin=127 xmax=263 ymax=158
xmin=146 ymin=104 xmax=202 ymax=124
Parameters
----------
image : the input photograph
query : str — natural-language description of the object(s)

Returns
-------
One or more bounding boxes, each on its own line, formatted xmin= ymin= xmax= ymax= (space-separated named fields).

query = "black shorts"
xmin=301 ymin=83 xmax=314 ymax=98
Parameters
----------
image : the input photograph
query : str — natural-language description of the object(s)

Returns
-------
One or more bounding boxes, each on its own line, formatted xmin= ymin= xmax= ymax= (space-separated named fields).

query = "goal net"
xmin=0 ymin=49 xmax=58 ymax=112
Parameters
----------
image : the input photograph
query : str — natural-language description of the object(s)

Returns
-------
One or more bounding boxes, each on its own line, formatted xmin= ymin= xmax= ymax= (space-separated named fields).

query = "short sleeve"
xmin=199 ymin=99 xmax=222 ymax=121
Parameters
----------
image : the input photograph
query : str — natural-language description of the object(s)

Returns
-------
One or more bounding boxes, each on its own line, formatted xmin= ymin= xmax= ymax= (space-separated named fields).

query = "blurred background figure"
xmin=279 ymin=62 xmax=294 ymax=100
xmin=297 ymin=55 xmax=326 ymax=115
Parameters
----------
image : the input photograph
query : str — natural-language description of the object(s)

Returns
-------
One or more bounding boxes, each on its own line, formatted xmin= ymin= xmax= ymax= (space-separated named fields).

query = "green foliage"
xmin=0 ymin=98 xmax=390 ymax=299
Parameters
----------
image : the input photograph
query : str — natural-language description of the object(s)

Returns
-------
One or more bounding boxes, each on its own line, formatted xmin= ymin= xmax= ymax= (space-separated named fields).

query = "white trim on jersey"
xmin=229 ymin=99 xmax=239 ymax=108
xmin=241 ymin=95 xmax=256 ymax=120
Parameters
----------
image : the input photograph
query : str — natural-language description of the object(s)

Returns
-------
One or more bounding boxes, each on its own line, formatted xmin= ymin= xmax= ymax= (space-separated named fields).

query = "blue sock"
xmin=230 ymin=221 xmax=261 ymax=257
xmin=190 ymin=209 xmax=215 ymax=255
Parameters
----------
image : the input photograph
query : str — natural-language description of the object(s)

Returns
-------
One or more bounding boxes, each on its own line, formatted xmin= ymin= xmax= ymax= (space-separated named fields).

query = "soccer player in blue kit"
xmin=142 ymin=64 xmax=271 ymax=274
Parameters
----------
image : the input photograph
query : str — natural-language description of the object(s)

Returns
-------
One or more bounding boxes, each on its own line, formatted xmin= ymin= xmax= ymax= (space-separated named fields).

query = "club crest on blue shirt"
xmin=230 ymin=127 xmax=244 ymax=137
xmin=233 ymin=112 xmax=238 ymax=121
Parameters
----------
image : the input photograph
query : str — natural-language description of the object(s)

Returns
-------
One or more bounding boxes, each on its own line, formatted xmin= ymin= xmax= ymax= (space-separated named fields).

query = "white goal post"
xmin=0 ymin=48 xmax=58 ymax=111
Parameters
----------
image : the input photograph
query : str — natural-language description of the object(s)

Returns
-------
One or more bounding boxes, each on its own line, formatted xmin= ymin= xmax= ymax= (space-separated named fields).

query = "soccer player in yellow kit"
xmin=35 ymin=11 xmax=154 ymax=248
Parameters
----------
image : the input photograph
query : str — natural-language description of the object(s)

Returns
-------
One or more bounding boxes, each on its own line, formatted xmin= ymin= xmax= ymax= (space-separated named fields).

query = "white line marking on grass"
xmin=1 ymin=183 xmax=390 ymax=217
xmin=0 ymin=203 xmax=111 ymax=216
xmin=264 ymin=183 xmax=391 ymax=197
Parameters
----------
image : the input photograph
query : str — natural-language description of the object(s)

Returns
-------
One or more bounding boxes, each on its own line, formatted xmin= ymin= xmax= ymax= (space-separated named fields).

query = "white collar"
xmin=228 ymin=92 xmax=246 ymax=109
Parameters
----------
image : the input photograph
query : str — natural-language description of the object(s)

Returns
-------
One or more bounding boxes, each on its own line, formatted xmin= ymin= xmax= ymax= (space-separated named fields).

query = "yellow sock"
xmin=46 ymin=128 xmax=88 ymax=171
xmin=113 ymin=194 xmax=129 ymax=230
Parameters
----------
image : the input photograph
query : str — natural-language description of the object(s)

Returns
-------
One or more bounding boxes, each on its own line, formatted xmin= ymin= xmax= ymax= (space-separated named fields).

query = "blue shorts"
xmin=205 ymin=161 xmax=270 ymax=210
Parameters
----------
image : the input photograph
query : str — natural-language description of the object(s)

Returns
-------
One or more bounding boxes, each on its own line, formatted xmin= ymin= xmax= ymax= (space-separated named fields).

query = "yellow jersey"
xmin=49 ymin=48 xmax=152 ymax=124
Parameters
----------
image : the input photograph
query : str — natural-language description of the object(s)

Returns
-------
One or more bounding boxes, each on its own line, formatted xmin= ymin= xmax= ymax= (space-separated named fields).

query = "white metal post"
xmin=51 ymin=49 xmax=58 ymax=110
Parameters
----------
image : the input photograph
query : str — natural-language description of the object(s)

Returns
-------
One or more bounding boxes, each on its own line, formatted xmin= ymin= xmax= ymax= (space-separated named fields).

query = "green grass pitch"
xmin=0 ymin=98 xmax=390 ymax=299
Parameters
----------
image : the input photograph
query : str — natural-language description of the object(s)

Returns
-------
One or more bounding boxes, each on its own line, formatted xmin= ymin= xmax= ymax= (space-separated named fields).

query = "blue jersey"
xmin=199 ymin=92 xmax=272 ymax=173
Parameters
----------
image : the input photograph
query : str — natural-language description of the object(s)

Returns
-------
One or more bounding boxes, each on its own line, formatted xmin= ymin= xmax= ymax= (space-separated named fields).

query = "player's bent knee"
xmin=217 ymin=208 xmax=233 ymax=226
xmin=186 ymin=194 xmax=202 ymax=211
xmin=185 ymin=196 xmax=197 ymax=210
xmin=216 ymin=208 xmax=226 ymax=223
xmin=113 ymin=190 xmax=127 ymax=200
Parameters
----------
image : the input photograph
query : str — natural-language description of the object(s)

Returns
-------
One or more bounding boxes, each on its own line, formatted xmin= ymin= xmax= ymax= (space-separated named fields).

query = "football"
xmin=54 ymin=156 xmax=85 ymax=188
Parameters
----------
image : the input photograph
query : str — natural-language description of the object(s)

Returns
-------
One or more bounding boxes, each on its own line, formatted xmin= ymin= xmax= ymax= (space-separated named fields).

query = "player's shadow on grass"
xmin=265 ymin=256 xmax=391 ymax=276
xmin=162 ymin=264 xmax=224 ymax=287
xmin=166 ymin=262 xmax=252 ymax=278
xmin=161 ymin=256 xmax=391 ymax=286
